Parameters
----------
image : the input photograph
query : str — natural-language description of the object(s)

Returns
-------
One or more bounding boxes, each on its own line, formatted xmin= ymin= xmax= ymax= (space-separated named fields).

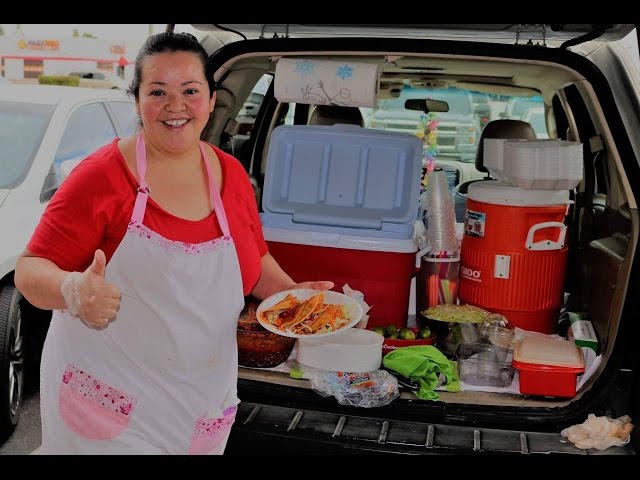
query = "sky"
xmin=0 ymin=24 xmax=199 ymax=48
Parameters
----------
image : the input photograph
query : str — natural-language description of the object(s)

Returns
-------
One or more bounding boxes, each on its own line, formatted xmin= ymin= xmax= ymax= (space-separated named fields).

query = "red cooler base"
xmin=267 ymin=241 xmax=415 ymax=329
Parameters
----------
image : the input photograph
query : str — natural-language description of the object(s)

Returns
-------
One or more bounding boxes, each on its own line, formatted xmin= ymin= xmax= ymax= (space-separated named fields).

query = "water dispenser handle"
xmin=525 ymin=222 xmax=567 ymax=251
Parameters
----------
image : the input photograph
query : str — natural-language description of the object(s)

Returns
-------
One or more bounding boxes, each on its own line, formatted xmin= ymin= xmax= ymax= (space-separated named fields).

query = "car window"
xmin=523 ymin=109 xmax=549 ymax=138
xmin=0 ymin=101 xmax=55 ymax=188
xmin=235 ymin=75 xmax=272 ymax=137
xmin=502 ymin=96 xmax=544 ymax=119
xmin=368 ymin=87 xmax=479 ymax=164
xmin=53 ymin=102 xmax=117 ymax=184
xmin=109 ymin=100 xmax=138 ymax=137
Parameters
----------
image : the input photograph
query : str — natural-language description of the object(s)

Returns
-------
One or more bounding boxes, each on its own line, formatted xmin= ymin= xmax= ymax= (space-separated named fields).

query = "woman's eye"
xmin=150 ymin=90 xmax=165 ymax=97
xmin=185 ymin=88 xmax=198 ymax=95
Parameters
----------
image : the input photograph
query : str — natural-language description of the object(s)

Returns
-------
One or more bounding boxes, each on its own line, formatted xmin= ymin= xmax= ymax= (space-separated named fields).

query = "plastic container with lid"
xmin=512 ymin=336 xmax=585 ymax=398
xmin=296 ymin=328 xmax=384 ymax=373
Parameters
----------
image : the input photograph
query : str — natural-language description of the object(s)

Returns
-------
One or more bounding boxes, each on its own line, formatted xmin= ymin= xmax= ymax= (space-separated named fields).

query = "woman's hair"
xmin=128 ymin=32 xmax=216 ymax=99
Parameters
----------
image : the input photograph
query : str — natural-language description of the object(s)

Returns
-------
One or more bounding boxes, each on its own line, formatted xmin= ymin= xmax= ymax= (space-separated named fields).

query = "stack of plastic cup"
xmin=424 ymin=171 xmax=460 ymax=257
xmin=416 ymin=171 xmax=462 ymax=315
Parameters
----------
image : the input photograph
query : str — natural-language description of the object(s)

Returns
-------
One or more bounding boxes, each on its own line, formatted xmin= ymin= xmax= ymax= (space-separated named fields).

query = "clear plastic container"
xmin=456 ymin=343 xmax=515 ymax=387
xmin=480 ymin=321 xmax=515 ymax=353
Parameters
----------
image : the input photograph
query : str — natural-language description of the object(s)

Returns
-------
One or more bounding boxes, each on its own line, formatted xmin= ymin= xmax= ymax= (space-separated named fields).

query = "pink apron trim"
xmin=58 ymin=364 xmax=137 ymax=441
xmin=188 ymin=407 xmax=237 ymax=455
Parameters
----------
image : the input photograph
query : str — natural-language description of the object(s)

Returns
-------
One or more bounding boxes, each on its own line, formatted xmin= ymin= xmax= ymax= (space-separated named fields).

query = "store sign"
xmin=110 ymin=44 xmax=126 ymax=54
xmin=18 ymin=39 xmax=60 ymax=51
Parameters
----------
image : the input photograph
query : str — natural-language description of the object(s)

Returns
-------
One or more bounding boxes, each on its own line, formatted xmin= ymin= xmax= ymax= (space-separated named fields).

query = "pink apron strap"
xmin=131 ymin=134 xmax=150 ymax=225
xmin=198 ymin=141 xmax=230 ymax=238
xmin=130 ymin=134 xmax=230 ymax=238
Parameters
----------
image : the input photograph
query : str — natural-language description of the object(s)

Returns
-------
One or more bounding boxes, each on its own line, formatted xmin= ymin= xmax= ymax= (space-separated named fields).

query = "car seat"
xmin=308 ymin=105 xmax=365 ymax=127
xmin=456 ymin=119 xmax=537 ymax=194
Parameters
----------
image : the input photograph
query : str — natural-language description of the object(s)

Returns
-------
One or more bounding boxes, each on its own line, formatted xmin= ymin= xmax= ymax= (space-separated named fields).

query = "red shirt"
xmin=28 ymin=139 xmax=268 ymax=296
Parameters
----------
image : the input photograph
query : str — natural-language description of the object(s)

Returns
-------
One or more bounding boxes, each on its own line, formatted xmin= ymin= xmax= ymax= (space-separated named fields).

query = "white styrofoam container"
xmin=503 ymin=140 xmax=584 ymax=190
xmin=484 ymin=139 xmax=584 ymax=190
xmin=296 ymin=328 xmax=384 ymax=372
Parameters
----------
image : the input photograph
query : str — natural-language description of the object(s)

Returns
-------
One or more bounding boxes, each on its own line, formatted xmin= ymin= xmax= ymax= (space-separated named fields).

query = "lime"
xmin=418 ymin=327 xmax=432 ymax=339
xmin=388 ymin=332 xmax=399 ymax=339
xmin=385 ymin=324 xmax=398 ymax=337
xmin=371 ymin=326 xmax=386 ymax=337
xmin=398 ymin=328 xmax=416 ymax=340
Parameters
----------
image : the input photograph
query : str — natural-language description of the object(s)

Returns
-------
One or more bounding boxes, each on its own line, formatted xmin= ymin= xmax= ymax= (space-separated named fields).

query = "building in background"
xmin=0 ymin=35 xmax=134 ymax=82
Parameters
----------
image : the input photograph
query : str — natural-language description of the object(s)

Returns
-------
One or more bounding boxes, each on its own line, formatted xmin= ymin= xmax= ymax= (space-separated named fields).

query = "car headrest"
xmin=308 ymin=105 xmax=365 ymax=127
xmin=476 ymin=119 xmax=537 ymax=173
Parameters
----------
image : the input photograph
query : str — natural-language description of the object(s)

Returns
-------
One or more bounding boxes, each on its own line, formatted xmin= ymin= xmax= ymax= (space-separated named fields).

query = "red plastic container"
xmin=265 ymin=231 xmax=417 ymax=329
xmin=380 ymin=328 xmax=436 ymax=357
xmin=512 ymin=336 xmax=585 ymax=398
xmin=459 ymin=182 xmax=571 ymax=333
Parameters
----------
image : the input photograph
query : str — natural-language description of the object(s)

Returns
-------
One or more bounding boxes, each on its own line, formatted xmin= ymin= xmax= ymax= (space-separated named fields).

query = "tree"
xmin=82 ymin=33 xmax=97 ymax=39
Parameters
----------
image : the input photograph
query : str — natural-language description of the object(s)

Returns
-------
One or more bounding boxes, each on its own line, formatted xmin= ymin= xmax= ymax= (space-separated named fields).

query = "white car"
xmin=68 ymin=70 xmax=128 ymax=90
xmin=0 ymin=84 xmax=137 ymax=439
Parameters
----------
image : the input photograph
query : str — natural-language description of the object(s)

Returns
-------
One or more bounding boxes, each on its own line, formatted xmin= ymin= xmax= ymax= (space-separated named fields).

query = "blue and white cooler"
xmin=260 ymin=124 xmax=423 ymax=329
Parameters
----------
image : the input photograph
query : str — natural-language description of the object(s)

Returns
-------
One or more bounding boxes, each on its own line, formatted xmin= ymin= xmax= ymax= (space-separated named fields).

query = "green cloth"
xmin=383 ymin=345 xmax=460 ymax=401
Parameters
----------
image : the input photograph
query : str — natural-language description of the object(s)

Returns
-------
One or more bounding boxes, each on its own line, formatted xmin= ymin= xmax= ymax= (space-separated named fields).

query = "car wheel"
xmin=0 ymin=284 xmax=25 ymax=440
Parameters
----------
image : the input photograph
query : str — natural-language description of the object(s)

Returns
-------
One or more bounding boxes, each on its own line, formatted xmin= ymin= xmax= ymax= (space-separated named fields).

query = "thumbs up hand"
xmin=60 ymin=250 xmax=121 ymax=329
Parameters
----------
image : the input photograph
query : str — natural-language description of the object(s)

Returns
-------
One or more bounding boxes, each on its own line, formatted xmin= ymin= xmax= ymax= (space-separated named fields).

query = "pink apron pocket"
xmin=58 ymin=364 xmax=137 ymax=441
xmin=188 ymin=406 xmax=237 ymax=455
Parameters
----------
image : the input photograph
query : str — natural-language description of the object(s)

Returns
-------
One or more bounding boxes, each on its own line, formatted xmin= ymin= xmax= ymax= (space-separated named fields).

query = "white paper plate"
xmin=256 ymin=289 xmax=364 ymax=339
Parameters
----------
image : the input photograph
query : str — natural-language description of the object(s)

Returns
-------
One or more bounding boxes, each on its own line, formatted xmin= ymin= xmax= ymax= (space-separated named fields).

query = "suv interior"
xmin=192 ymin=23 xmax=640 ymax=455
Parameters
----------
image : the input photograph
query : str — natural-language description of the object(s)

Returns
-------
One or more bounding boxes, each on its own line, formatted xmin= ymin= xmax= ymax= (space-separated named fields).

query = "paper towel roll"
xmin=275 ymin=58 xmax=379 ymax=108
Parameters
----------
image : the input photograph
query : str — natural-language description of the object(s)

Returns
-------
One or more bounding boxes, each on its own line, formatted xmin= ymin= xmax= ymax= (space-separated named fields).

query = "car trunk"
xmin=199 ymin=29 xmax=639 ymax=453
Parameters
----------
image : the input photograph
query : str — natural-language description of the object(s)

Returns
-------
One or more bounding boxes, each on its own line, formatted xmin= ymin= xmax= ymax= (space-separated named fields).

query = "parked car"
xmin=367 ymin=87 xmax=481 ymax=162
xmin=470 ymin=91 xmax=492 ymax=129
xmin=67 ymin=70 xmax=127 ymax=90
xmin=500 ymin=95 xmax=545 ymax=120
xmin=189 ymin=23 xmax=640 ymax=456
xmin=0 ymin=84 xmax=137 ymax=440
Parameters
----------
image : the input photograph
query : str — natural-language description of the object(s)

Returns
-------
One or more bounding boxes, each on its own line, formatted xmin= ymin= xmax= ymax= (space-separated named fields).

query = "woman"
xmin=14 ymin=32 xmax=332 ymax=455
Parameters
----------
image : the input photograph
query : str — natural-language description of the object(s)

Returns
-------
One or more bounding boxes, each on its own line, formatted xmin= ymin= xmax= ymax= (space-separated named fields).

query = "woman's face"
xmin=136 ymin=51 xmax=215 ymax=154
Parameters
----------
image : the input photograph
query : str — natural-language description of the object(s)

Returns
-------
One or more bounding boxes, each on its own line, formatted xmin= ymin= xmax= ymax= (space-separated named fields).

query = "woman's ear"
xmin=209 ymin=91 xmax=216 ymax=113
xmin=135 ymin=100 xmax=141 ymax=117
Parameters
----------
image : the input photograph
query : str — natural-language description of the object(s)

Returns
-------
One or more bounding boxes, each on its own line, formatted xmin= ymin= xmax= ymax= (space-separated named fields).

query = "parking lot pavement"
xmin=0 ymin=389 xmax=41 ymax=455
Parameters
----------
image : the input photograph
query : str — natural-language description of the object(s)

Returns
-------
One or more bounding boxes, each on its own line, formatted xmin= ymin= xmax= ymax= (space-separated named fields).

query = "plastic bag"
xmin=342 ymin=284 xmax=371 ymax=329
xmin=292 ymin=361 xmax=399 ymax=408
xmin=561 ymin=414 xmax=634 ymax=451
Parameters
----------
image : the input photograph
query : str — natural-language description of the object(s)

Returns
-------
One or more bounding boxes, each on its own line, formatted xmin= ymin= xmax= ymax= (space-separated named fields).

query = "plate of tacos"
xmin=256 ymin=289 xmax=364 ymax=338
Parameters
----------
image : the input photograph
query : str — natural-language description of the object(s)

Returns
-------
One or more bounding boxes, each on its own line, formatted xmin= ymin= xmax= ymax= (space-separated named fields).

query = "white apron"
xmin=40 ymin=134 xmax=245 ymax=454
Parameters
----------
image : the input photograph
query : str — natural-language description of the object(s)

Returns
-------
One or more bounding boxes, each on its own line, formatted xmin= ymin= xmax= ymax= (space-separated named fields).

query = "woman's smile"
xmin=162 ymin=118 xmax=192 ymax=129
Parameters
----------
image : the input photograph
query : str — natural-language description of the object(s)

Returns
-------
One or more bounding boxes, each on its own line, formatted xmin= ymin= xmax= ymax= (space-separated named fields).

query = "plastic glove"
xmin=290 ymin=281 xmax=335 ymax=291
xmin=60 ymin=249 xmax=121 ymax=329
xmin=561 ymin=414 xmax=634 ymax=451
